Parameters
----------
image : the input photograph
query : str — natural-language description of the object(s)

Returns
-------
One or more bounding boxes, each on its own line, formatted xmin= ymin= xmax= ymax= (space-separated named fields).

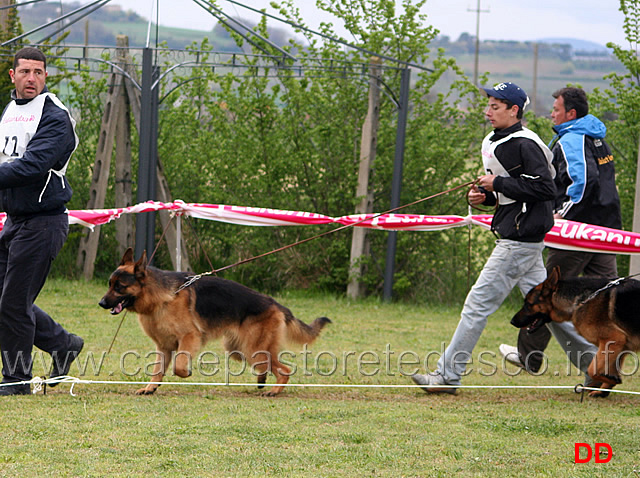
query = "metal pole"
xmin=135 ymin=47 xmax=153 ymax=261
xmin=176 ymin=214 xmax=182 ymax=271
xmin=383 ymin=67 xmax=411 ymax=301
xmin=145 ymin=64 xmax=160 ymax=261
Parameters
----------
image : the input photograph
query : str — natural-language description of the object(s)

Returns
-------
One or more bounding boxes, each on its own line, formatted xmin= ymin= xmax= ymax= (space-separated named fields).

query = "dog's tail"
xmin=283 ymin=308 xmax=331 ymax=344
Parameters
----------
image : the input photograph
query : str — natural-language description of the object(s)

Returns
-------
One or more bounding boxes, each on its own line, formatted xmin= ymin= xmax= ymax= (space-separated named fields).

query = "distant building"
xmin=103 ymin=5 xmax=122 ymax=14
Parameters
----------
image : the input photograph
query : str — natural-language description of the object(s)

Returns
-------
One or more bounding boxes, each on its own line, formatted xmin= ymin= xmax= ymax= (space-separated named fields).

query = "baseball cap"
xmin=481 ymin=82 xmax=530 ymax=111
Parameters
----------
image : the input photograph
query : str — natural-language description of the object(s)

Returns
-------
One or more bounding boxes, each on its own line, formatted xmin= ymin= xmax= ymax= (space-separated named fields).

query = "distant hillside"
xmin=16 ymin=1 xmax=290 ymax=50
xmin=15 ymin=1 xmax=625 ymax=115
xmin=18 ymin=2 xmax=617 ymax=56
xmin=17 ymin=1 xmax=238 ymax=49
xmin=537 ymin=37 xmax=610 ymax=53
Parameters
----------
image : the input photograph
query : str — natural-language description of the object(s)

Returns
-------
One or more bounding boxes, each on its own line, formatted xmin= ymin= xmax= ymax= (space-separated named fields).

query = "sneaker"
xmin=411 ymin=373 xmax=457 ymax=395
xmin=499 ymin=344 xmax=524 ymax=369
xmin=49 ymin=334 xmax=84 ymax=386
xmin=0 ymin=382 xmax=30 ymax=396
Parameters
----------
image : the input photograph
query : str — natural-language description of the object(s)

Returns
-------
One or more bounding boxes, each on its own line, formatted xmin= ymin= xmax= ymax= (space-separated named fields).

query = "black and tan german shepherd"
xmin=511 ymin=266 xmax=640 ymax=397
xmin=99 ymin=248 xmax=331 ymax=396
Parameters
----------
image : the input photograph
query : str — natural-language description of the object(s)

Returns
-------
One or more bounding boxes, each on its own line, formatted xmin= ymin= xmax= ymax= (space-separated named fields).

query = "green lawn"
xmin=0 ymin=279 xmax=637 ymax=477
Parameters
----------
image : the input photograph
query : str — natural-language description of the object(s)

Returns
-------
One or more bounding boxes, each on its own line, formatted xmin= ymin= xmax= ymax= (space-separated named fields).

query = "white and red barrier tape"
xmin=2 ymin=199 xmax=638 ymax=255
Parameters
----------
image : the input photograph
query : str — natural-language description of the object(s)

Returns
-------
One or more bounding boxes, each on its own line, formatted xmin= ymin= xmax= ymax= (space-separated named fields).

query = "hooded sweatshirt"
xmin=551 ymin=114 xmax=622 ymax=229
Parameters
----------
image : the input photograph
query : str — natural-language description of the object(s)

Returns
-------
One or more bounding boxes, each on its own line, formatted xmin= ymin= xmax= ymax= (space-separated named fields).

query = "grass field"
xmin=0 ymin=278 xmax=638 ymax=477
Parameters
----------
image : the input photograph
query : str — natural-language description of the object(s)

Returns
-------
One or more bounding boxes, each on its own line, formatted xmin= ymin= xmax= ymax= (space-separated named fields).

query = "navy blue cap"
xmin=481 ymin=82 xmax=530 ymax=111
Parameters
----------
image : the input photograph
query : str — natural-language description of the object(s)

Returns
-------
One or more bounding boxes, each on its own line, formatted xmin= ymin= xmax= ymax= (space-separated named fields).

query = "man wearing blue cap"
xmin=411 ymin=82 xmax=597 ymax=394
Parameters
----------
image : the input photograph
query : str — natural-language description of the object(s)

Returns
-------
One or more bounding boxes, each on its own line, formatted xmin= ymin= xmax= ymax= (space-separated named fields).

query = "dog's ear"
xmin=543 ymin=266 xmax=560 ymax=294
xmin=120 ymin=247 xmax=134 ymax=266
xmin=134 ymin=250 xmax=148 ymax=276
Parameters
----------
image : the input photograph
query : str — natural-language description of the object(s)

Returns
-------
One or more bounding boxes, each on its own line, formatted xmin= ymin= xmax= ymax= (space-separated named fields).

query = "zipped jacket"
xmin=0 ymin=87 xmax=77 ymax=217
xmin=551 ymin=114 xmax=622 ymax=229
xmin=481 ymin=122 xmax=557 ymax=242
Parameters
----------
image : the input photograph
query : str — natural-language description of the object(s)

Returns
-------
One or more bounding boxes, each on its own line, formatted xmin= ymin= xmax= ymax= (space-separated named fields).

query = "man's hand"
xmin=468 ymin=185 xmax=486 ymax=205
xmin=477 ymin=174 xmax=497 ymax=192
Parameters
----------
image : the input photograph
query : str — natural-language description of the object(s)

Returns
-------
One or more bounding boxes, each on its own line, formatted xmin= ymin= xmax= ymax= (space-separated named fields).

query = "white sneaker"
xmin=411 ymin=373 xmax=457 ymax=395
xmin=499 ymin=344 xmax=524 ymax=369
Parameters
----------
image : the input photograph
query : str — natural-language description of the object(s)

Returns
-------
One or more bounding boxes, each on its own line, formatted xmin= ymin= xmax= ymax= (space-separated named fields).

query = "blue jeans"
xmin=435 ymin=239 xmax=597 ymax=385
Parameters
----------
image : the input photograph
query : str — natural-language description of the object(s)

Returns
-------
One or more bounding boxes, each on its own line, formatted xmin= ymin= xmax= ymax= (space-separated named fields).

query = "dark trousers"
xmin=0 ymin=214 xmax=71 ymax=382
xmin=517 ymin=248 xmax=618 ymax=373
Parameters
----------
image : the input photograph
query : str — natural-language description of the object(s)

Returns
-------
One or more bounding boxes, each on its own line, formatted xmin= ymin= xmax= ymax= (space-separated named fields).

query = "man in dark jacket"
xmin=0 ymin=47 xmax=84 ymax=395
xmin=500 ymin=87 xmax=622 ymax=378
xmin=411 ymin=82 xmax=597 ymax=394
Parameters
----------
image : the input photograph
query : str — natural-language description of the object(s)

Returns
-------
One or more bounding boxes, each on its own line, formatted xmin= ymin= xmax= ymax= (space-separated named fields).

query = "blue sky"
xmin=78 ymin=0 xmax=629 ymax=48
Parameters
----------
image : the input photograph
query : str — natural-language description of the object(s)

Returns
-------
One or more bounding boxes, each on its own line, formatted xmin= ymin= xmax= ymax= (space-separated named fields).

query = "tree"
xmin=589 ymin=0 xmax=640 ymax=274
xmin=52 ymin=0 xmax=489 ymax=303
xmin=0 ymin=0 xmax=23 ymax=99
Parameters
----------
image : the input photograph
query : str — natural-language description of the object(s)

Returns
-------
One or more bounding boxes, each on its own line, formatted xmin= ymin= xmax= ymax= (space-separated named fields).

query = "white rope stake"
xmin=30 ymin=377 xmax=44 ymax=394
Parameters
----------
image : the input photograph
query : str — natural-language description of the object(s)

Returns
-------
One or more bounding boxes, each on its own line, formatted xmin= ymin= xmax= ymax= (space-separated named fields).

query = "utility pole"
xmin=630 ymin=134 xmax=640 ymax=275
xmin=383 ymin=67 xmax=411 ymax=302
xmin=532 ymin=42 xmax=539 ymax=114
xmin=468 ymin=0 xmax=489 ymax=86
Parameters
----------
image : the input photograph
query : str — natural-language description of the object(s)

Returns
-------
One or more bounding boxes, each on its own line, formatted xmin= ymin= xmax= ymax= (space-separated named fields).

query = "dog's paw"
xmin=135 ymin=387 xmax=156 ymax=395
xmin=588 ymin=389 xmax=611 ymax=398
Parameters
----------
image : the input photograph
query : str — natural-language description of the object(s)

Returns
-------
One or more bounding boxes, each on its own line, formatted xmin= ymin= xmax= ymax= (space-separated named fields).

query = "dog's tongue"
xmin=111 ymin=302 xmax=123 ymax=315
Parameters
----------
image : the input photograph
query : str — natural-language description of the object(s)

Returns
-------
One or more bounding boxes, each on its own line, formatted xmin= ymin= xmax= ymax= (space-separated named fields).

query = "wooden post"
xmin=347 ymin=57 xmax=381 ymax=299
xmin=0 ymin=0 xmax=11 ymax=32
xmin=114 ymin=36 xmax=133 ymax=258
xmin=75 ymin=45 xmax=125 ymax=279
xmin=156 ymin=160 xmax=192 ymax=271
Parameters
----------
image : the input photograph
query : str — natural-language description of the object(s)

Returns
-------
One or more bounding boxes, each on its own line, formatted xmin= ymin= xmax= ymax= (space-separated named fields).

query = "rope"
xmin=214 ymin=180 xmax=477 ymax=274
xmin=185 ymin=214 xmax=215 ymax=271
xmin=2 ymin=376 xmax=638 ymax=397
xmin=176 ymin=179 xmax=478 ymax=291
xmin=107 ymin=310 xmax=128 ymax=355
xmin=147 ymin=211 xmax=178 ymax=264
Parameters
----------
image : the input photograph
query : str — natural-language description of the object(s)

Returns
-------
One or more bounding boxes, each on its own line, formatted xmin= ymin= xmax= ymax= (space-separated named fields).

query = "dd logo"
xmin=574 ymin=443 xmax=613 ymax=463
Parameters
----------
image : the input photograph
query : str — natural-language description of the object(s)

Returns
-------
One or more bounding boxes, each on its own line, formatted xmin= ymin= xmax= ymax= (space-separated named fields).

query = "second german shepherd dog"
xmin=511 ymin=266 xmax=640 ymax=397
xmin=99 ymin=248 xmax=331 ymax=396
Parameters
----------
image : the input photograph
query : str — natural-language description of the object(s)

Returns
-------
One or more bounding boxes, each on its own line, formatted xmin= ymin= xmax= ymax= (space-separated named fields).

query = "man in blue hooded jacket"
xmin=500 ymin=87 xmax=622 ymax=379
